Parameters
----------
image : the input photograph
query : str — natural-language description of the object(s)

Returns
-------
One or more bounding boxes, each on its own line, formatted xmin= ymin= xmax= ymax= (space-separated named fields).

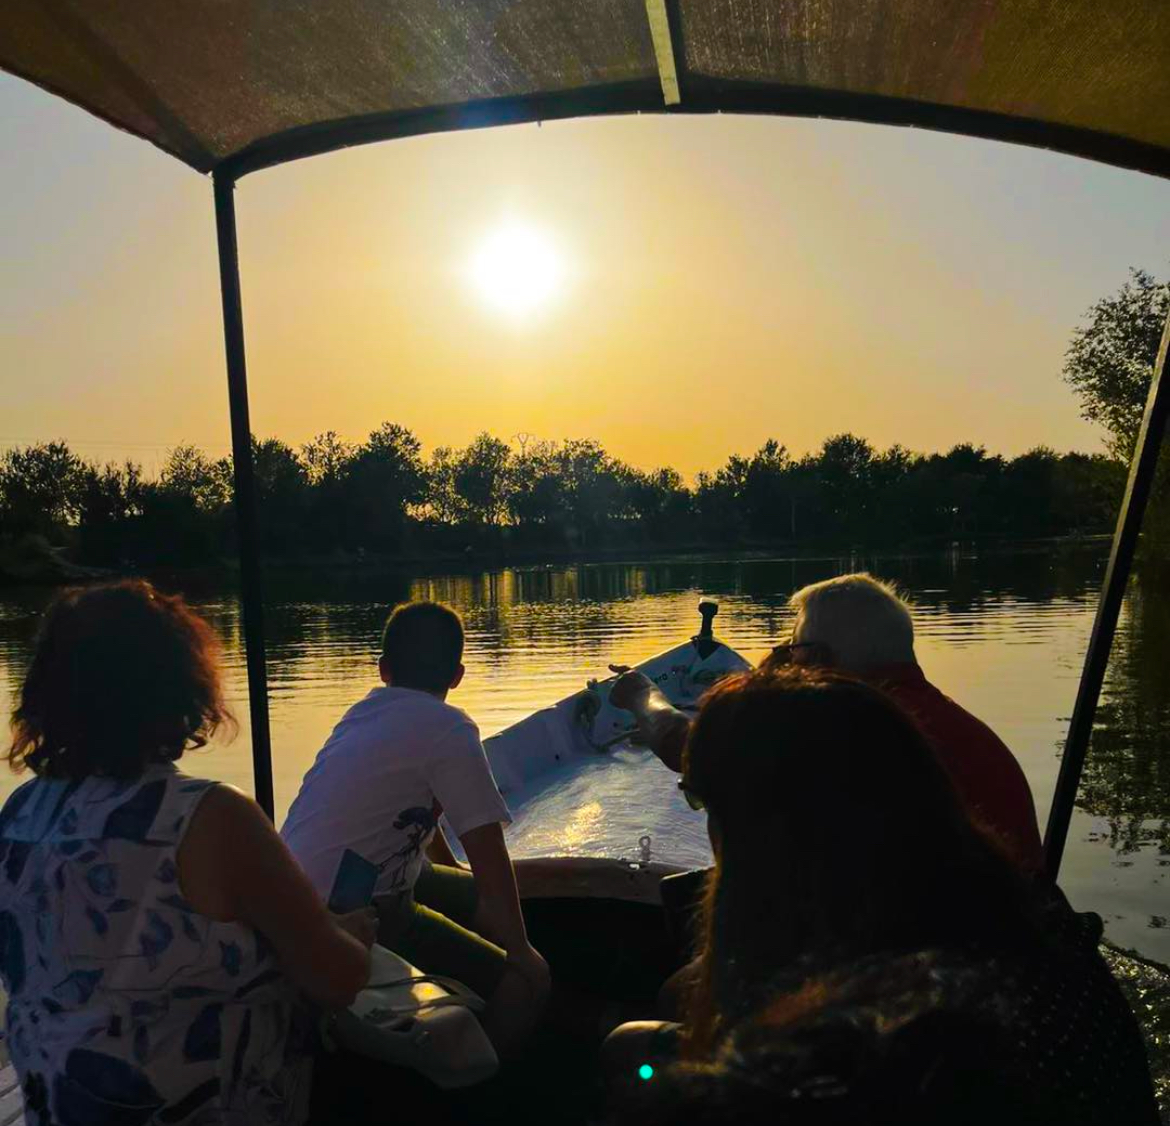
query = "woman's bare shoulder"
xmin=186 ymin=783 xmax=274 ymax=847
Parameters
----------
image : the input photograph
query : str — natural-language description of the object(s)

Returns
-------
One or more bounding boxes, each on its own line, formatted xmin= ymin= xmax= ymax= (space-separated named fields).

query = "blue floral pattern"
xmin=0 ymin=765 xmax=312 ymax=1125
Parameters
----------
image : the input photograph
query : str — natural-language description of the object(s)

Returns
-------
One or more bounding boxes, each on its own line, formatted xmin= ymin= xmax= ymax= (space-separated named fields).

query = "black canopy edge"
xmin=220 ymin=80 xmax=666 ymax=180
xmin=689 ymin=80 xmax=1170 ymax=181
xmin=2 ymin=59 xmax=215 ymax=173
xmin=8 ymin=60 xmax=1170 ymax=184
xmin=221 ymin=76 xmax=1170 ymax=183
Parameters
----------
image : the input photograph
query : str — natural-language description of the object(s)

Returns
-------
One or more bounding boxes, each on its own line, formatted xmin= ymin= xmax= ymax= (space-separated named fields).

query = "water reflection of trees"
xmin=226 ymin=545 xmax=1114 ymax=695
xmin=0 ymin=544 xmax=1126 ymax=744
xmin=1078 ymin=571 xmax=1170 ymax=855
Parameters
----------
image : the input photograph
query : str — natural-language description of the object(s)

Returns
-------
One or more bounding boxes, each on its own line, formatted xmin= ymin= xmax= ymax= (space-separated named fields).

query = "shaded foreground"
xmin=0 ymin=873 xmax=1167 ymax=1121
xmin=313 ymin=889 xmax=1170 ymax=1126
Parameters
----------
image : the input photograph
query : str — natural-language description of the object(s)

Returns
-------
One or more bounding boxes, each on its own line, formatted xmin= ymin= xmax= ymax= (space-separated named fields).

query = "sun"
xmin=468 ymin=222 xmax=565 ymax=320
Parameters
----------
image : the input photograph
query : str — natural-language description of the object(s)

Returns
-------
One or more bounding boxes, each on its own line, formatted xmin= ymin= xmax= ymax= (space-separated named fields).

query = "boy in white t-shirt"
xmin=282 ymin=601 xmax=549 ymax=1056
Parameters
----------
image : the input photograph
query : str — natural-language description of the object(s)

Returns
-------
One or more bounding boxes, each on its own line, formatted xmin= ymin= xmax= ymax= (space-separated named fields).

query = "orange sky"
xmin=5 ymin=74 xmax=1170 ymax=478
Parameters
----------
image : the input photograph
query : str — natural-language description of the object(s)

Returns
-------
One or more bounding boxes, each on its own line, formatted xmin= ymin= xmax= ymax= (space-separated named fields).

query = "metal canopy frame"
xmin=219 ymin=81 xmax=1170 ymax=184
xmin=207 ymin=7 xmax=1169 ymax=864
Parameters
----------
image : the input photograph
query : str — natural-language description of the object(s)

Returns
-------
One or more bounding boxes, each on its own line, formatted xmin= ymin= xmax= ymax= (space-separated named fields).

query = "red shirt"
xmin=865 ymin=663 xmax=1045 ymax=872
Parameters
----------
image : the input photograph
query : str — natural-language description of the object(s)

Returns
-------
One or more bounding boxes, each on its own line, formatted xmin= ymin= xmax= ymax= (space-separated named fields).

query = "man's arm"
xmin=608 ymin=667 xmax=692 ymax=774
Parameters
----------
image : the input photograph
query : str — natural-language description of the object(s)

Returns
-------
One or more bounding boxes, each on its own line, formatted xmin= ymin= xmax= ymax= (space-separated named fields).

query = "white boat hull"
xmin=484 ymin=629 xmax=752 ymax=794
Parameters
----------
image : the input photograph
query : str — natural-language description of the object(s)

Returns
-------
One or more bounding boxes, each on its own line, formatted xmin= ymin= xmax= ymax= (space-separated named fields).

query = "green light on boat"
xmin=638 ymin=1064 xmax=654 ymax=1081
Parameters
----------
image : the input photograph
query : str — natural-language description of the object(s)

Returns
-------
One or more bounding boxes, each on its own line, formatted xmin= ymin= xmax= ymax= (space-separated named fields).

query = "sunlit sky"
xmin=4 ymin=73 xmax=1170 ymax=478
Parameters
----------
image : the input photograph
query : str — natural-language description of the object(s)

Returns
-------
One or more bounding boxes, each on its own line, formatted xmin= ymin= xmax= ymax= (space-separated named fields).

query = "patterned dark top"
xmin=758 ymin=908 xmax=1162 ymax=1124
xmin=0 ymin=764 xmax=312 ymax=1125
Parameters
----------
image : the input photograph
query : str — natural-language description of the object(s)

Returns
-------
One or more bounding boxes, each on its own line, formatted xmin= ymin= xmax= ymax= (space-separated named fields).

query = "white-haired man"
xmin=611 ymin=572 xmax=1043 ymax=872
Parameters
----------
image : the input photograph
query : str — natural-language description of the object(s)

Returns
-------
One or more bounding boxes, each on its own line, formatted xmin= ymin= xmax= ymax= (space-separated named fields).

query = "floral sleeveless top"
xmin=0 ymin=764 xmax=312 ymax=1126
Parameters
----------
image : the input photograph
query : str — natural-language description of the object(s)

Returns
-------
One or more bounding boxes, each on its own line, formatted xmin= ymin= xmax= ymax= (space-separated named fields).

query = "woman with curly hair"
xmin=1 ymin=581 xmax=374 ymax=1126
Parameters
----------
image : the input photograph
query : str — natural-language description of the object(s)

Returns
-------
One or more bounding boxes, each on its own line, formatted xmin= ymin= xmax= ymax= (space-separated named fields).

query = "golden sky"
xmin=4 ymin=74 xmax=1170 ymax=478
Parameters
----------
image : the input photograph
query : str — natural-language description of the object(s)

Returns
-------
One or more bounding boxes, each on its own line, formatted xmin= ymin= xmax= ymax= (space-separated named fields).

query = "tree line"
xmin=3 ymin=266 xmax=1165 ymax=570
xmin=0 ymin=427 xmax=1126 ymax=568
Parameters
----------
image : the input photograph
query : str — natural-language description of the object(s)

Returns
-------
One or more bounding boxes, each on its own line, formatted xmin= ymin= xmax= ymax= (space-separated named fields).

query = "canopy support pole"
xmin=645 ymin=0 xmax=681 ymax=106
xmin=1044 ymin=308 xmax=1170 ymax=879
xmin=213 ymin=171 xmax=275 ymax=821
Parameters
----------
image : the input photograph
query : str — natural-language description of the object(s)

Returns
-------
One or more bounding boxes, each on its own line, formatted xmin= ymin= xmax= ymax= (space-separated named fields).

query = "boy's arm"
xmin=460 ymin=821 xmax=546 ymax=980
xmin=423 ymin=717 xmax=538 ymax=968
xmin=425 ymin=819 xmax=465 ymax=868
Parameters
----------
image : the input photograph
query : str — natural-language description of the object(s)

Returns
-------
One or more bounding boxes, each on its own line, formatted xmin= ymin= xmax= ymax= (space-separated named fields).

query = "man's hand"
xmin=607 ymin=664 xmax=690 ymax=773
xmin=608 ymin=665 xmax=658 ymax=711
xmin=334 ymin=907 xmax=378 ymax=950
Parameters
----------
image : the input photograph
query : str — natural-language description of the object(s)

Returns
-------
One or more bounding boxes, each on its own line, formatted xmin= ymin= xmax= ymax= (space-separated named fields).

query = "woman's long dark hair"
xmin=682 ymin=667 xmax=1038 ymax=1054
xmin=9 ymin=580 xmax=232 ymax=780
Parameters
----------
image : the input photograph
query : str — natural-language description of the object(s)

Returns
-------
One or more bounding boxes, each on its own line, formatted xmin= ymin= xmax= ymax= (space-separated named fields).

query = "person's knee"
xmin=602 ymin=1021 xmax=678 ymax=1088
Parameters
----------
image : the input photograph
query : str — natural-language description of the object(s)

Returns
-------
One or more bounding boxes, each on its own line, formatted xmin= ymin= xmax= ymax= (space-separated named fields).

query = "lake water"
xmin=2 ymin=545 xmax=1168 ymax=962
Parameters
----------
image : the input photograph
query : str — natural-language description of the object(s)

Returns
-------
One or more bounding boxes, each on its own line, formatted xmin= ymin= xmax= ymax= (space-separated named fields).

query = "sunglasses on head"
xmin=771 ymin=640 xmax=817 ymax=656
xmin=678 ymin=778 xmax=705 ymax=811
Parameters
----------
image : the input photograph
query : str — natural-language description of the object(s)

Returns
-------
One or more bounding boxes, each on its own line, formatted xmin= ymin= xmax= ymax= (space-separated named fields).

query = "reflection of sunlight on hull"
xmin=491 ymin=745 xmax=712 ymax=867
xmin=524 ymin=799 xmax=604 ymax=855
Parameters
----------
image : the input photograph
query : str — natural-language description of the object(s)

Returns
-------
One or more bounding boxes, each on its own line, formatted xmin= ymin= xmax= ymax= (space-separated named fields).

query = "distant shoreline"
xmin=2 ymin=531 xmax=1121 ymax=592
xmin=249 ymin=532 xmax=1116 ymax=574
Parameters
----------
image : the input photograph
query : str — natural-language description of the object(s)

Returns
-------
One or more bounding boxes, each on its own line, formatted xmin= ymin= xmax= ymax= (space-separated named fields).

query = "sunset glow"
xmin=468 ymin=222 xmax=565 ymax=321
xmin=4 ymin=72 xmax=1170 ymax=476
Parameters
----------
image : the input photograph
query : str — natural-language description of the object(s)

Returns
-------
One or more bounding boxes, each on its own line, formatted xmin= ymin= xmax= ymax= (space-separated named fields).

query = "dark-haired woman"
xmin=0 ymin=581 xmax=374 ymax=1126
xmin=606 ymin=667 xmax=1157 ymax=1124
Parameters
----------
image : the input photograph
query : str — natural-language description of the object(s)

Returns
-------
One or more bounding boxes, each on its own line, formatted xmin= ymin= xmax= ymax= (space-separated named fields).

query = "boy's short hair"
xmin=380 ymin=601 xmax=465 ymax=693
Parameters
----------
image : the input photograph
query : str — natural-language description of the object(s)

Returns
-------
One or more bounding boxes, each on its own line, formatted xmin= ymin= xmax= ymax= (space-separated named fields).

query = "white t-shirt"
xmin=281 ymin=686 xmax=511 ymax=898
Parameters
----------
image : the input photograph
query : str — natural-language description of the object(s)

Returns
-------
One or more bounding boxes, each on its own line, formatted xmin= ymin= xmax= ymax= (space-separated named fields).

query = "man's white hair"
xmin=789 ymin=572 xmax=915 ymax=669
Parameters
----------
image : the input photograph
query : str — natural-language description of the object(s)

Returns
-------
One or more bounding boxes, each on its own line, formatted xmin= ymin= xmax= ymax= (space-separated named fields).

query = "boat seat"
xmin=0 ymin=1063 xmax=24 ymax=1126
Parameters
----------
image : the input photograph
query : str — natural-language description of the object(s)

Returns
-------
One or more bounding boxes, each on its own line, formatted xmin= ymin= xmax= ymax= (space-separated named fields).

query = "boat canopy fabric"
xmin=4 ymin=0 xmax=1170 ymax=179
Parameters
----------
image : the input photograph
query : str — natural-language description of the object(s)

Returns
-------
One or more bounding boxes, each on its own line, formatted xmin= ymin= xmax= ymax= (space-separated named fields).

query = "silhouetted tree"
xmin=507 ymin=441 xmax=568 ymax=538
xmin=453 ymin=433 xmax=512 ymax=527
xmin=1064 ymin=268 xmax=1169 ymax=461
xmin=252 ymin=437 xmax=309 ymax=554
xmin=0 ymin=441 xmax=88 ymax=538
xmin=302 ymin=431 xmax=354 ymax=487
xmin=77 ymin=460 xmax=146 ymax=564
xmin=1062 ymin=268 xmax=1169 ymax=547
xmin=158 ymin=444 xmax=231 ymax=512
xmin=302 ymin=431 xmax=355 ymax=546
xmin=341 ymin=422 xmax=426 ymax=551
xmin=625 ymin=467 xmax=693 ymax=540
xmin=814 ymin=433 xmax=876 ymax=538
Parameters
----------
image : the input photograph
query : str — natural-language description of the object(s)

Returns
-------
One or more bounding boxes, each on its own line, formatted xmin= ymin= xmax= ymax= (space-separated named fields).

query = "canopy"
xmin=5 ymin=0 xmax=1170 ymax=180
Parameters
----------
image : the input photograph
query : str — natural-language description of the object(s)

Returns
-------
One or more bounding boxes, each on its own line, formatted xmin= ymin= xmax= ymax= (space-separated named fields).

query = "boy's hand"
xmin=508 ymin=943 xmax=552 ymax=998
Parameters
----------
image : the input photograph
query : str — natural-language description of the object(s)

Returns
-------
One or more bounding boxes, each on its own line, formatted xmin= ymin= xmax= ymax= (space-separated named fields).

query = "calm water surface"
xmin=2 ymin=546 xmax=1168 ymax=961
